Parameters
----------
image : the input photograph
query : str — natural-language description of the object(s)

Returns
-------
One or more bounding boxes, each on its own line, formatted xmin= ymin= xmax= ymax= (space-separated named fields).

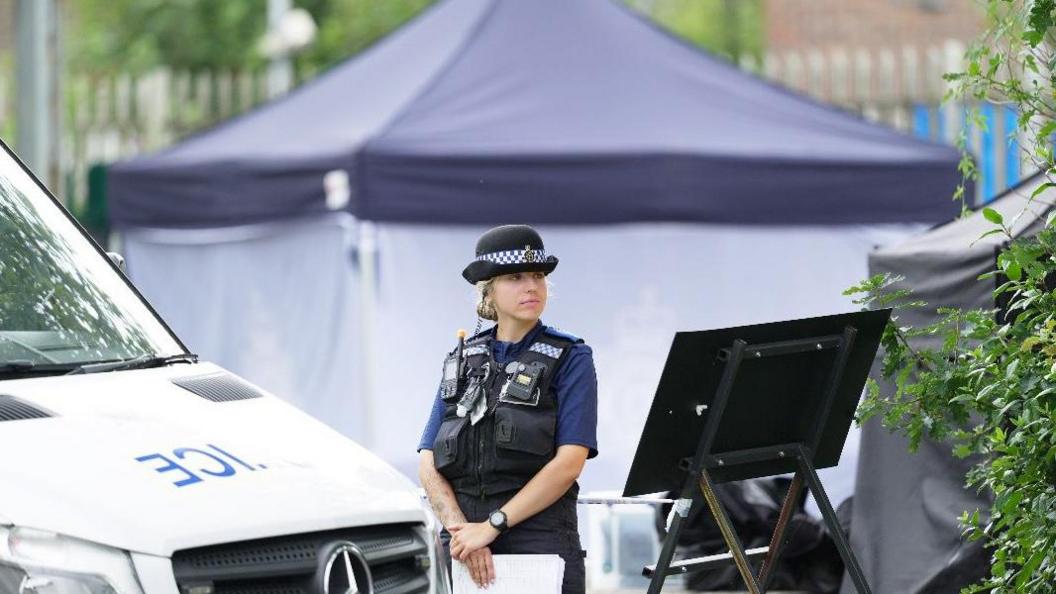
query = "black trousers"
xmin=442 ymin=491 xmax=586 ymax=594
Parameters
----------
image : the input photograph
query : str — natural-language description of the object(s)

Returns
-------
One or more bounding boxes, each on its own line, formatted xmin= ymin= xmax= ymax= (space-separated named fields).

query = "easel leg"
xmin=757 ymin=473 xmax=804 ymax=590
xmin=646 ymin=490 xmax=696 ymax=594
xmin=794 ymin=452 xmax=872 ymax=594
xmin=698 ymin=469 xmax=762 ymax=594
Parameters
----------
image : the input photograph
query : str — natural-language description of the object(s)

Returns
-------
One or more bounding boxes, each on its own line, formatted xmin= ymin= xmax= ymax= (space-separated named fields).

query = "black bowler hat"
xmin=461 ymin=224 xmax=559 ymax=284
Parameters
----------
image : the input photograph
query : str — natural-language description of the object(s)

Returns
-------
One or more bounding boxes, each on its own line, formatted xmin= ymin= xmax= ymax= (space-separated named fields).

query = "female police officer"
xmin=418 ymin=224 xmax=598 ymax=594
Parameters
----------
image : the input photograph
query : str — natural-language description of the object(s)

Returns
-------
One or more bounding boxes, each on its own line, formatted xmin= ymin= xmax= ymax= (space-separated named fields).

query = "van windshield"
xmin=0 ymin=146 xmax=184 ymax=370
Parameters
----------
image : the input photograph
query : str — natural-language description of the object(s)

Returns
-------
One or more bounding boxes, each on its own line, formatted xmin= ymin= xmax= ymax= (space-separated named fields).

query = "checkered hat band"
xmin=463 ymin=345 xmax=488 ymax=357
xmin=529 ymin=343 xmax=564 ymax=359
xmin=476 ymin=248 xmax=548 ymax=265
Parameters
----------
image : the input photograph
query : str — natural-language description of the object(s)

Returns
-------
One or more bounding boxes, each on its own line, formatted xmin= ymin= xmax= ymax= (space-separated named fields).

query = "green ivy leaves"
xmin=847 ymin=226 xmax=1056 ymax=591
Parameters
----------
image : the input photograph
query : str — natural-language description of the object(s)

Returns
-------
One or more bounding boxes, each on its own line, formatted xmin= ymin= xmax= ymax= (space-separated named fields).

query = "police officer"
xmin=418 ymin=224 xmax=598 ymax=594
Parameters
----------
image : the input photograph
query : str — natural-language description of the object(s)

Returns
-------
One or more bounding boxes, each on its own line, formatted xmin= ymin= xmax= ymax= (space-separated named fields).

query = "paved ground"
xmin=590 ymin=588 xmax=684 ymax=593
xmin=588 ymin=577 xmax=808 ymax=593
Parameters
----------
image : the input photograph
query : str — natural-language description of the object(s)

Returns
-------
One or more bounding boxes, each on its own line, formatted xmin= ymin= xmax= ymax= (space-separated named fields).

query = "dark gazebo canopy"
xmin=109 ymin=0 xmax=965 ymax=229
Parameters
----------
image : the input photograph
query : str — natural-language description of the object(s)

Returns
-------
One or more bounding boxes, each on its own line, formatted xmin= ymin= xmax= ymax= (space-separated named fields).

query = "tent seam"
xmin=365 ymin=0 xmax=500 ymax=145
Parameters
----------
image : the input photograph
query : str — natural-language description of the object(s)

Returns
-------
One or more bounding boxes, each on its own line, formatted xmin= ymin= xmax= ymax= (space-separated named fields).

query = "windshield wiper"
xmin=66 ymin=353 xmax=199 ymax=375
xmin=0 ymin=360 xmax=80 ymax=378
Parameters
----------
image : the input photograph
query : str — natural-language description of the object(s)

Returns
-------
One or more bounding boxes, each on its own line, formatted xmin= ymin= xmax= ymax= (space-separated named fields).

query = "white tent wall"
xmin=121 ymin=216 xmax=368 ymax=441
xmin=370 ymin=223 xmax=925 ymax=515
xmin=121 ymin=220 xmax=923 ymax=515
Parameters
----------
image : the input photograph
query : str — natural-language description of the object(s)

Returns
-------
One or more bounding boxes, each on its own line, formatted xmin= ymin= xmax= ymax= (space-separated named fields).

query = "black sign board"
xmin=624 ymin=309 xmax=890 ymax=594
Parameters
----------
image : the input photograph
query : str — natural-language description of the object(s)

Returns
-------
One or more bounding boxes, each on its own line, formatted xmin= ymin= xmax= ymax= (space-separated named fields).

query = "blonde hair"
xmin=475 ymin=279 xmax=498 ymax=321
xmin=474 ymin=275 xmax=554 ymax=322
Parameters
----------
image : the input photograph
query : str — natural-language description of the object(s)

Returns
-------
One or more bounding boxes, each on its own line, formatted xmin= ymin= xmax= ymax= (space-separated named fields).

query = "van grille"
xmin=171 ymin=524 xmax=430 ymax=594
xmin=172 ymin=372 xmax=264 ymax=402
xmin=0 ymin=395 xmax=51 ymax=421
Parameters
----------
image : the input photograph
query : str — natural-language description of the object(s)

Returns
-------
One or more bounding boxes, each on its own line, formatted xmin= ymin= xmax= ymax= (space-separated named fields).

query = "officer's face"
xmin=490 ymin=271 xmax=548 ymax=323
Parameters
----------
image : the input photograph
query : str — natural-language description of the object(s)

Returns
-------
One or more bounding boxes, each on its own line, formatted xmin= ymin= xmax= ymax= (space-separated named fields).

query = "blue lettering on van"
xmin=134 ymin=453 xmax=203 ymax=487
xmin=173 ymin=448 xmax=235 ymax=477
xmin=135 ymin=444 xmax=264 ymax=487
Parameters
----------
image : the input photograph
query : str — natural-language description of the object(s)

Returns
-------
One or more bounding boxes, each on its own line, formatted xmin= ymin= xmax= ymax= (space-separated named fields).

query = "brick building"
xmin=764 ymin=0 xmax=984 ymax=53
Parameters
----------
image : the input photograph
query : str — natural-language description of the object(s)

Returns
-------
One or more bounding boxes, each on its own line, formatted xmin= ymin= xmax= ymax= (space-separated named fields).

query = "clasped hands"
xmin=450 ymin=521 xmax=500 ymax=588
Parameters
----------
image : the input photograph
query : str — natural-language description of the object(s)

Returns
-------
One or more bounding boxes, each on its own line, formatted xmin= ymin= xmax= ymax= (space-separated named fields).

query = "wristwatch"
xmin=488 ymin=509 xmax=509 ymax=533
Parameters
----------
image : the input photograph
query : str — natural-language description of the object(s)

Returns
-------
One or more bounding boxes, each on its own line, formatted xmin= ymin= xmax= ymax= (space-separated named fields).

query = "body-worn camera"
xmin=499 ymin=360 xmax=547 ymax=406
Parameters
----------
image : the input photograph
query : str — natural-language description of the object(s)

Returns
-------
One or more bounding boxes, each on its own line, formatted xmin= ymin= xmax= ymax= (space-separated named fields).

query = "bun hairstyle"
xmin=475 ymin=279 xmax=498 ymax=321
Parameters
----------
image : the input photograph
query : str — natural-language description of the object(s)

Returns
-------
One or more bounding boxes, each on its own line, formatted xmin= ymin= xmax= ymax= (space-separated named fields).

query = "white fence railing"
xmin=744 ymin=41 xmax=965 ymax=128
xmin=1 ymin=67 xmax=272 ymax=207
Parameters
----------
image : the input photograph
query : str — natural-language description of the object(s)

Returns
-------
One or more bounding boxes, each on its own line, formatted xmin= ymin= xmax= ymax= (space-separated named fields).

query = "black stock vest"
xmin=432 ymin=326 xmax=581 ymax=498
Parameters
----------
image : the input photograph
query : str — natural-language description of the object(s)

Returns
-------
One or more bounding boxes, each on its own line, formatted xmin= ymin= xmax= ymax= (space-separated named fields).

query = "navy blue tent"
xmin=108 ymin=0 xmax=965 ymax=228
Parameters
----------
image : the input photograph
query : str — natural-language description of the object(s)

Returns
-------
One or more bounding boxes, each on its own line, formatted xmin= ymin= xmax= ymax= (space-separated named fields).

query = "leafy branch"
xmin=848 ymin=4 xmax=1056 ymax=590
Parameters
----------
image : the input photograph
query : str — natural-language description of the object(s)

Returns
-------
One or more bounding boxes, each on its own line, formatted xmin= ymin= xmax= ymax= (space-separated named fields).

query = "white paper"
xmin=452 ymin=554 xmax=564 ymax=594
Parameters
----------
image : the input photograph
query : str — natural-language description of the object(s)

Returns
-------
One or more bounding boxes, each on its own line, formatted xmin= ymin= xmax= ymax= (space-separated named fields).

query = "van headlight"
xmin=0 ymin=527 xmax=142 ymax=594
xmin=429 ymin=527 xmax=451 ymax=594
xmin=417 ymin=498 xmax=451 ymax=594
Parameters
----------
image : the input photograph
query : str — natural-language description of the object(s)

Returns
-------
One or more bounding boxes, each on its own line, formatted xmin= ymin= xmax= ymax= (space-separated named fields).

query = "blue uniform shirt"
xmin=418 ymin=322 xmax=599 ymax=458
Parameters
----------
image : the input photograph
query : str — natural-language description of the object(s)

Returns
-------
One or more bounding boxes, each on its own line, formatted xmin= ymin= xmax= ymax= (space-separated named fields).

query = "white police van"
xmin=0 ymin=139 xmax=445 ymax=594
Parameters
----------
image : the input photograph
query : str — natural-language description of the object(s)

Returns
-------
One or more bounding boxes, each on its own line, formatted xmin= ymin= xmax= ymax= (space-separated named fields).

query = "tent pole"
xmin=358 ymin=219 xmax=378 ymax=449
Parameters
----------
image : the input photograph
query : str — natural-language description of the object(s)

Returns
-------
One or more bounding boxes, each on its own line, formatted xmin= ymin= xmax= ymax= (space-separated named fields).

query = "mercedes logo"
xmin=319 ymin=541 xmax=373 ymax=594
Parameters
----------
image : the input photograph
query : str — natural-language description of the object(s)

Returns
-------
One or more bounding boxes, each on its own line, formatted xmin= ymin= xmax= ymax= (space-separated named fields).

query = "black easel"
xmin=623 ymin=310 xmax=891 ymax=594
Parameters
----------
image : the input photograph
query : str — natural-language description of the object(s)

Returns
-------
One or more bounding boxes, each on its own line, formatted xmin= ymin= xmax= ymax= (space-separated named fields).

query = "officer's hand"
xmin=462 ymin=546 xmax=495 ymax=588
xmin=449 ymin=522 xmax=500 ymax=562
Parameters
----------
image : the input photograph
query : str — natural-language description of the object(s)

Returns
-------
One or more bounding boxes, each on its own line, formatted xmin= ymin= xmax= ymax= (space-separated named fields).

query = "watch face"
xmin=490 ymin=511 xmax=504 ymax=526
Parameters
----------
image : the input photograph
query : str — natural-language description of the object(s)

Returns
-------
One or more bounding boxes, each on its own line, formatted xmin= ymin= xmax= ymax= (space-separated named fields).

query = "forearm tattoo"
xmin=422 ymin=466 xmax=466 ymax=528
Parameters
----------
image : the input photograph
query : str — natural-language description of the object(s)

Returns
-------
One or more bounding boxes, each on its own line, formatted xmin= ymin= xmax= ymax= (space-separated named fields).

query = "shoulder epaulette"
xmin=463 ymin=343 xmax=490 ymax=358
xmin=462 ymin=328 xmax=492 ymax=357
xmin=543 ymin=326 xmax=583 ymax=343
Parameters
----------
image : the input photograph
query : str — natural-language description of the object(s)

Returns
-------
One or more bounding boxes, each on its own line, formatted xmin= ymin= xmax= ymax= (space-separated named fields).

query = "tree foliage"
xmin=849 ymin=2 xmax=1056 ymax=591
xmin=64 ymin=0 xmax=763 ymax=76
xmin=65 ymin=0 xmax=272 ymax=72
xmin=625 ymin=0 xmax=764 ymax=61
xmin=64 ymin=0 xmax=434 ymax=74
